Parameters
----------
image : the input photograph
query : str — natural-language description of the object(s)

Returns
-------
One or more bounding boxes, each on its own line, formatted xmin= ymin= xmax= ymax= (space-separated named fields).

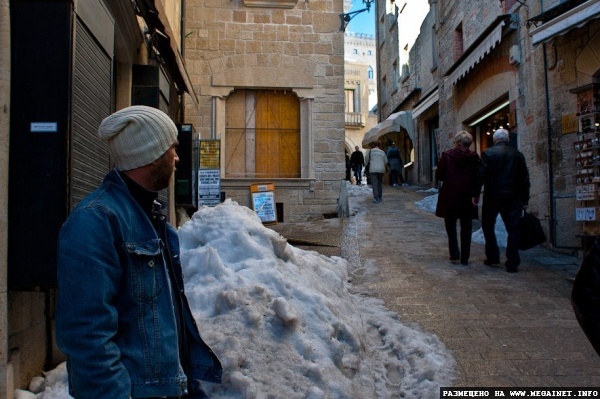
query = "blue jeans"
xmin=370 ymin=172 xmax=383 ymax=200
xmin=352 ymin=165 xmax=362 ymax=183
xmin=482 ymin=200 xmax=523 ymax=268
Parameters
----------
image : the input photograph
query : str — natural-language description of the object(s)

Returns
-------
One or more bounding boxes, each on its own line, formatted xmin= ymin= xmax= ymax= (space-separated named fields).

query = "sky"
xmin=346 ymin=0 xmax=376 ymax=35
xmin=15 ymin=184 xmax=507 ymax=399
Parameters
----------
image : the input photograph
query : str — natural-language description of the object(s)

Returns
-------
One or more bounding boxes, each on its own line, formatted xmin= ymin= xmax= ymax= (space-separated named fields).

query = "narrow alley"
xmin=275 ymin=183 xmax=600 ymax=388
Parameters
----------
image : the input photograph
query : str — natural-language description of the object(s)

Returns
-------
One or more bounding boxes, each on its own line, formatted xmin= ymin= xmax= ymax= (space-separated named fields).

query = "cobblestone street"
xmin=273 ymin=183 xmax=600 ymax=388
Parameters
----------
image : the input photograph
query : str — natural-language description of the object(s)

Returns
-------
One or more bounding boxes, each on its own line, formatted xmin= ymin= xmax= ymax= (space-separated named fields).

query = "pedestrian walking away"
xmin=56 ymin=105 xmax=223 ymax=398
xmin=473 ymin=128 xmax=530 ymax=273
xmin=345 ymin=151 xmax=352 ymax=182
xmin=350 ymin=145 xmax=365 ymax=185
xmin=386 ymin=142 xmax=404 ymax=187
xmin=365 ymin=140 xmax=388 ymax=203
xmin=435 ymin=131 xmax=480 ymax=265
xmin=365 ymin=147 xmax=372 ymax=185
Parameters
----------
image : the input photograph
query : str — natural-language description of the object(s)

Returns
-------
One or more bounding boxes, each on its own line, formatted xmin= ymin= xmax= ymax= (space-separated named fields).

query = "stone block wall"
xmin=183 ymin=0 xmax=346 ymax=222
xmin=1 ymin=0 xmax=10 ymax=396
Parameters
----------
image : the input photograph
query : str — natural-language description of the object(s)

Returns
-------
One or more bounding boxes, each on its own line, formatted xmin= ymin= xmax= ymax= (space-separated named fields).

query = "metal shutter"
xmin=70 ymin=17 xmax=112 ymax=209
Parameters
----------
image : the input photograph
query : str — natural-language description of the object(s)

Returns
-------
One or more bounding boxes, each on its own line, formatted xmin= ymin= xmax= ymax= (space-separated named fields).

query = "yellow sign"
xmin=561 ymin=113 xmax=578 ymax=135
xmin=199 ymin=140 xmax=220 ymax=169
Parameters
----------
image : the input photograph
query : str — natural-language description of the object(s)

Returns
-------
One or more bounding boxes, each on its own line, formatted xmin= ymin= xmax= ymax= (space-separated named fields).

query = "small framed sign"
xmin=250 ymin=183 xmax=277 ymax=224
xmin=30 ymin=122 xmax=58 ymax=133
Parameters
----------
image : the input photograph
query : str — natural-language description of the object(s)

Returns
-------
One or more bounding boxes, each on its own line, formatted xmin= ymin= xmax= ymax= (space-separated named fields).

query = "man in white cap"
xmin=56 ymin=106 xmax=222 ymax=398
xmin=473 ymin=128 xmax=530 ymax=273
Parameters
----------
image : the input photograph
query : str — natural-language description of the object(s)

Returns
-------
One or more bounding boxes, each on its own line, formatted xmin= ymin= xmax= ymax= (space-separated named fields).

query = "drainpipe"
xmin=375 ymin=0 xmax=382 ymax=123
xmin=540 ymin=0 xmax=556 ymax=247
xmin=542 ymin=44 xmax=556 ymax=247
xmin=180 ymin=0 xmax=187 ymax=122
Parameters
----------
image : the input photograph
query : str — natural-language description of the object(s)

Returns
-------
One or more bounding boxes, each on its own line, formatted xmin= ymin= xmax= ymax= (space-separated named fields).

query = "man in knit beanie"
xmin=56 ymin=106 xmax=222 ymax=399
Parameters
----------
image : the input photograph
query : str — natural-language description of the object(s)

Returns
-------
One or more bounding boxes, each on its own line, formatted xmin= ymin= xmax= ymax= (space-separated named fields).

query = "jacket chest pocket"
xmin=124 ymin=240 xmax=164 ymax=303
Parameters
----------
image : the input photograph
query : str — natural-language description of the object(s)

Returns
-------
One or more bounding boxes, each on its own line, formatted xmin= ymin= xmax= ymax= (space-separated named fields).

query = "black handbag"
xmin=518 ymin=210 xmax=546 ymax=250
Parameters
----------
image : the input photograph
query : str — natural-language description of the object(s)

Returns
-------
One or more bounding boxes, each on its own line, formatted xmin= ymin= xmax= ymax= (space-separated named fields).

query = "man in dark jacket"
xmin=473 ymin=128 xmax=530 ymax=273
xmin=350 ymin=146 xmax=365 ymax=185
xmin=56 ymin=106 xmax=222 ymax=398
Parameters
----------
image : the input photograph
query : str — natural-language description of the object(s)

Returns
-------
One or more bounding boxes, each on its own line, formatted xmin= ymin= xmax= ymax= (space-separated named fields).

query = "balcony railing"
xmin=345 ymin=112 xmax=365 ymax=127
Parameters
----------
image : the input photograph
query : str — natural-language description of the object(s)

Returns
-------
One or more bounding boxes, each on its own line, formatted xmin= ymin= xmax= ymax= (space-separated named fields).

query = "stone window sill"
xmin=243 ymin=0 xmax=298 ymax=8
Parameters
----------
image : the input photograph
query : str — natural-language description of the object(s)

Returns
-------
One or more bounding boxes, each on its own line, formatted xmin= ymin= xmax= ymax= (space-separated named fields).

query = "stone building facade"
xmin=344 ymin=61 xmax=377 ymax=173
xmin=183 ymin=0 xmax=346 ymax=223
xmin=526 ymin=0 xmax=600 ymax=249
xmin=1 ymin=1 xmax=193 ymax=397
xmin=344 ymin=31 xmax=377 ymax=110
xmin=344 ymin=30 xmax=377 ymax=168
xmin=368 ymin=0 xmax=432 ymax=184
xmin=374 ymin=0 xmax=600 ymax=253
xmin=1 ymin=0 xmax=9 ymax=396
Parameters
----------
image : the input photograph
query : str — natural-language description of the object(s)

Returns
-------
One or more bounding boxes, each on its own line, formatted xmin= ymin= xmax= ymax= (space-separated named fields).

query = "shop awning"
xmin=445 ymin=15 xmax=513 ymax=85
xmin=529 ymin=0 xmax=600 ymax=45
xmin=137 ymin=0 xmax=199 ymax=107
xmin=361 ymin=111 xmax=414 ymax=148
xmin=412 ymin=89 xmax=438 ymax=119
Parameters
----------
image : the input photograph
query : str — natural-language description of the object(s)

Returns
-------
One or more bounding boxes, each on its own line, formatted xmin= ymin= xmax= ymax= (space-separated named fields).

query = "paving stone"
xmin=268 ymin=184 xmax=600 ymax=388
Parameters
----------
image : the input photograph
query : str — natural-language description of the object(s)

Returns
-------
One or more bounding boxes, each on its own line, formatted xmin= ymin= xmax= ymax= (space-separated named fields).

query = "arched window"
xmin=368 ymin=66 xmax=374 ymax=79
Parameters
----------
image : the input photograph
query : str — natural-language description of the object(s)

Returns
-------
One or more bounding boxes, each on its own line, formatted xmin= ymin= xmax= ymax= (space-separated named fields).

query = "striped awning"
xmin=447 ymin=20 xmax=506 ymax=85
xmin=530 ymin=0 xmax=600 ymax=45
xmin=361 ymin=111 xmax=414 ymax=147
xmin=412 ymin=89 xmax=439 ymax=119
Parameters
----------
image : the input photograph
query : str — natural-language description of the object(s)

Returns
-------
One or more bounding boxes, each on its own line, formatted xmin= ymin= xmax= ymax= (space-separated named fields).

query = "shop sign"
xmin=561 ymin=113 xmax=578 ymax=135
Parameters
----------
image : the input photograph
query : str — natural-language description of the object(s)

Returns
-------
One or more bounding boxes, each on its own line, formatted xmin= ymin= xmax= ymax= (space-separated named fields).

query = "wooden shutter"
xmin=226 ymin=90 xmax=300 ymax=178
xmin=256 ymin=91 xmax=300 ymax=178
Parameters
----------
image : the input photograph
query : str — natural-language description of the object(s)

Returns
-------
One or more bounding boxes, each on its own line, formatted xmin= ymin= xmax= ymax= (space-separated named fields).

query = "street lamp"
xmin=339 ymin=0 xmax=374 ymax=31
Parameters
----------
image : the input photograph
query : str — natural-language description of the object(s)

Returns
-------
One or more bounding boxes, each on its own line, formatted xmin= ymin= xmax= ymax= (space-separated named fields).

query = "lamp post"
xmin=339 ymin=0 xmax=374 ymax=31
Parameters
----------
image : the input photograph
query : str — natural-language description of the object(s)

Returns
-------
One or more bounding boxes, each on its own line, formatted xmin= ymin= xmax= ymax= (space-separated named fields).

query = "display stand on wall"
xmin=250 ymin=183 xmax=277 ymax=224
xmin=573 ymin=84 xmax=600 ymax=247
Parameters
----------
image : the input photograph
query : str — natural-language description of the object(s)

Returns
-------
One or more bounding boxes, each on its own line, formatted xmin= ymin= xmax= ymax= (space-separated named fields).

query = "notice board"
xmin=198 ymin=140 xmax=221 ymax=206
xmin=251 ymin=183 xmax=277 ymax=224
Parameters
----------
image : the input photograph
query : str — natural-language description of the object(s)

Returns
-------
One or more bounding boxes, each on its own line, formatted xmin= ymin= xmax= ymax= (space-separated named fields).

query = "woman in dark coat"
xmin=435 ymin=131 xmax=480 ymax=265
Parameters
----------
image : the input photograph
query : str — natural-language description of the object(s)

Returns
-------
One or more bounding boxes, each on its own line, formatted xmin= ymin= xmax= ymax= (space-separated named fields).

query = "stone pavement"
xmin=270 ymin=183 xmax=600 ymax=388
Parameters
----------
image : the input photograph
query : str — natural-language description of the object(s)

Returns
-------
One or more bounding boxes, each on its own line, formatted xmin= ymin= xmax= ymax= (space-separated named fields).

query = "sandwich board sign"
xmin=251 ymin=183 xmax=277 ymax=224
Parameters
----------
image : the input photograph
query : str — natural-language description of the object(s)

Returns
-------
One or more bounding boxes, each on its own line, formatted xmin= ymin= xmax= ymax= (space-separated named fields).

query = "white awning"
xmin=530 ymin=0 xmax=600 ymax=45
xmin=361 ymin=111 xmax=414 ymax=147
xmin=447 ymin=20 xmax=505 ymax=85
xmin=412 ymin=89 xmax=439 ymax=119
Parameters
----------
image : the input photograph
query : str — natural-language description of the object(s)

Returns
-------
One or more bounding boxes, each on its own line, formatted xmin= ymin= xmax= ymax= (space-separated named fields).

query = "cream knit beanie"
xmin=98 ymin=105 xmax=178 ymax=171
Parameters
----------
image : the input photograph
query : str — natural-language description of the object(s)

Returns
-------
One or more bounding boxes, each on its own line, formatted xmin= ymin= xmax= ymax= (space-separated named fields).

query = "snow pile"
xmin=19 ymin=198 xmax=456 ymax=398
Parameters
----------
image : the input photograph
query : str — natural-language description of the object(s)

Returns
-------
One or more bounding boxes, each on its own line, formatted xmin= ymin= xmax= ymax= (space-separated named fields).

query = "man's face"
xmin=152 ymin=141 xmax=179 ymax=190
xmin=355 ymin=146 xmax=359 ymax=151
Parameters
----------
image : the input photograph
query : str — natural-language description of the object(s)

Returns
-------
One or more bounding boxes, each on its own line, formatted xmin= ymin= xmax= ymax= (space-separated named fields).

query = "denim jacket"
xmin=56 ymin=170 xmax=222 ymax=399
